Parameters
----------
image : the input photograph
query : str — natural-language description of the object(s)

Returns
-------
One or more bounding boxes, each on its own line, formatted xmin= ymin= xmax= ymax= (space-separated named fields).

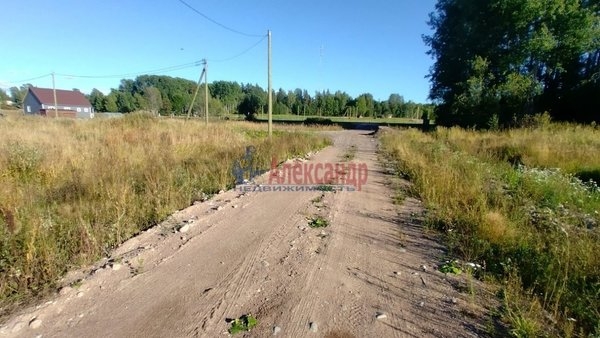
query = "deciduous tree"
xmin=143 ymin=87 xmax=162 ymax=116
xmin=425 ymin=0 xmax=600 ymax=126
xmin=88 ymin=88 xmax=105 ymax=112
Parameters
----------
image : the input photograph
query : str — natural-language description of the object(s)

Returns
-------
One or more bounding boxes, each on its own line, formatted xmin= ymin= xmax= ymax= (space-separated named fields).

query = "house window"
xmin=77 ymin=107 xmax=82 ymax=112
xmin=26 ymin=106 xmax=31 ymax=113
xmin=84 ymin=107 xmax=89 ymax=113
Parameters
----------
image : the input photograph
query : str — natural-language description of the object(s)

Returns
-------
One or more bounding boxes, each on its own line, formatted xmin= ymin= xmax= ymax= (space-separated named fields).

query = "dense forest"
xmin=425 ymin=0 xmax=600 ymax=128
xmin=4 ymin=77 xmax=434 ymax=120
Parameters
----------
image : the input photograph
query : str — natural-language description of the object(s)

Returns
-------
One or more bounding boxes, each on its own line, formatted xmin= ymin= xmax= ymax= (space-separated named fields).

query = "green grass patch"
xmin=440 ymin=260 xmax=462 ymax=274
xmin=308 ymin=216 xmax=329 ymax=228
xmin=228 ymin=314 xmax=257 ymax=334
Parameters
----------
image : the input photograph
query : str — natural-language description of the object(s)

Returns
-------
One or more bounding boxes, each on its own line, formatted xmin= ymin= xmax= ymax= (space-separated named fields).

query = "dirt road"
xmin=1 ymin=130 xmax=491 ymax=337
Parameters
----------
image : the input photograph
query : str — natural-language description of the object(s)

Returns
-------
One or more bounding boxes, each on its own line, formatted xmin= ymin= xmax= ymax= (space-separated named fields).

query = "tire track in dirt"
xmin=280 ymin=227 xmax=330 ymax=336
xmin=196 ymin=203 xmax=306 ymax=334
xmin=315 ymin=134 xmax=403 ymax=338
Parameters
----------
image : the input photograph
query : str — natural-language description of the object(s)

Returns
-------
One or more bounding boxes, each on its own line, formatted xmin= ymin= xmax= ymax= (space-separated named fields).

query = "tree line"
xmin=425 ymin=0 xmax=600 ymax=128
xmin=3 ymin=76 xmax=433 ymax=120
xmin=84 ymin=75 xmax=434 ymax=120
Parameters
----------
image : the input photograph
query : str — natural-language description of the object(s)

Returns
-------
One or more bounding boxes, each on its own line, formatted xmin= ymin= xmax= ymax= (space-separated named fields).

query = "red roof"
xmin=29 ymin=87 xmax=91 ymax=107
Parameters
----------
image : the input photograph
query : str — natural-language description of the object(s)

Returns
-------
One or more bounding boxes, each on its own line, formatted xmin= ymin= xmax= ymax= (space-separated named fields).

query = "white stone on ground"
xmin=376 ymin=312 xmax=387 ymax=320
xmin=273 ymin=326 xmax=281 ymax=335
xmin=29 ymin=318 xmax=42 ymax=329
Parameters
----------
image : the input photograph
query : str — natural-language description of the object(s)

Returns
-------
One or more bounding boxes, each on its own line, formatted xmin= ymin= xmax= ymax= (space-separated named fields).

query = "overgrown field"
xmin=380 ymin=123 xmax=600 ymax=337
xmin=0 ymin=114 xmax=330 ymax=314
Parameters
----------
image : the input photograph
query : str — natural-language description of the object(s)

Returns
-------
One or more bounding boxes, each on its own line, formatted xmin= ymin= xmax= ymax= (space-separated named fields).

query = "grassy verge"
xmin=380 ymin=124 xmax=600 ymax=337
xmin=0 ymin=113 xmax=330 ymax=314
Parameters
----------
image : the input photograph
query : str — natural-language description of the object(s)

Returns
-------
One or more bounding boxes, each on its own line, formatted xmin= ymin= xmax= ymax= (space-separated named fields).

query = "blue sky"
xmin=0 ymin=0 xmax=436 ymax=103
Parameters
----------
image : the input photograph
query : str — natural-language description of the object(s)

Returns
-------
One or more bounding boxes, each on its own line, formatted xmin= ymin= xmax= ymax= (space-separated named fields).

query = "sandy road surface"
xmin=1 ymin=130 xmax=491 ymax=338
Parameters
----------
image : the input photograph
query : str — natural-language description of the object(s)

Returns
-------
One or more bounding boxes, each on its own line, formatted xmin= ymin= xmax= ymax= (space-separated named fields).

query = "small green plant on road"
xmin=308 ymin=216 xmax=329 ymax=228
xmin=228 ymin=314 xmax=257 ymax=334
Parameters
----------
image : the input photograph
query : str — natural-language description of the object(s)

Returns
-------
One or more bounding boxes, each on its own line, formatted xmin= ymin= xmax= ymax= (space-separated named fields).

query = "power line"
xmin=209 ymin=35 xmax=267 ymax=63
xmin=2 ymin=34 xmax=266 ymax=86
xmin=176 ymin=0 xmax=264 ymax=38
xmin=56 ymin=61 xmax=203 ymax=79
xmin=2 ymin=73 xmax=52 ymax=85
xmin=0 ymin=48 xmax=259 ymax=86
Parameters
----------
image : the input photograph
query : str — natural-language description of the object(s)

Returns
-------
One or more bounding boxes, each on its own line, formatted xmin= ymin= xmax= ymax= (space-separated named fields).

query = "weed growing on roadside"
xmin=440 ymin=260 xmax=462 ymax=274
xmin=228 ymin=314 xmax=257 ymax=334
xmin=308 ymin=216 xmax=329 ymax=228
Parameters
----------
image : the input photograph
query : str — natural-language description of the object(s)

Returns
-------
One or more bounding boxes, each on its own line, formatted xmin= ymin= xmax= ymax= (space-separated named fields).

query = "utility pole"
xmin=52 ymin=72 xmax=58 ymax=117
xmin=319 ymin=44 xmax=324 ymax=117
xmin=187 ymin=59 xmax=207 ymax=121
xmin=204 ymin=59 xmax=209 ymax=125
xmin=267 ymin=30 xmax=273 ymax=138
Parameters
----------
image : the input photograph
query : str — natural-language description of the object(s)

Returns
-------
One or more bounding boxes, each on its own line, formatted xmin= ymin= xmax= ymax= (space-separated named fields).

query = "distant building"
xmin=23 ymin=87 xmax=94 ymax=118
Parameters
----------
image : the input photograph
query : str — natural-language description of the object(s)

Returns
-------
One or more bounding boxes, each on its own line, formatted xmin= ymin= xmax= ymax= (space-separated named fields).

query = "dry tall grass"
xmin=437 ymin=124 xmax=600 ymax=173
xmin=0 ymin=113 xmax=330 ymax=314
xmin=381 ymin=124 xmax=600 ymax=337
